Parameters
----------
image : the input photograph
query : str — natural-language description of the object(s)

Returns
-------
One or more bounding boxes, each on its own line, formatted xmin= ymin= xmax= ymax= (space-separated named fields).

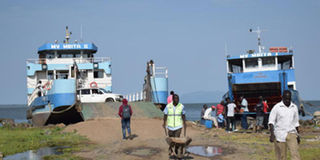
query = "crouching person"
xmin=203 ymin=105 xmax=218 ymax=128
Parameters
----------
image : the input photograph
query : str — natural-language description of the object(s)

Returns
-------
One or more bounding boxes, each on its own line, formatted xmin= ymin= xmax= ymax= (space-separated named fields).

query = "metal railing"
xmin=125 ymin=91 xmax=145 ymax=102
xmin=27 ymin=80 xmax=53 ymax=106
xmin=153 ymin=67 xmax=168 ymax=78
xmin=26 ymin=57 xmax=111 ymax=64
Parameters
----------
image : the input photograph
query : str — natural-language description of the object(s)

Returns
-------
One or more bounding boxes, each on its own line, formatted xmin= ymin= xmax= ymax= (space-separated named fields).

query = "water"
xmin=0 ymin=101 xmax=319 ymax=123
xmin=186 ymin=146 xmax=222 ymax=157
xmin=0 ymin=104 xmax=28 ymax=123
xmin=123 ymin=147 xmax=160 ymax=157
xmin=184 ymin=101 xmax=320 ymax=121
xmin=3 ymin=147 xmax=63 ymax=160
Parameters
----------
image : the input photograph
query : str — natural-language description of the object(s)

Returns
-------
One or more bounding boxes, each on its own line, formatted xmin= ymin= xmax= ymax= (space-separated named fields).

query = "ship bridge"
xmin=226 ymin=47 xmax=297 ymax=108
xmin=227 ymin=49 xmax=294 ymax=73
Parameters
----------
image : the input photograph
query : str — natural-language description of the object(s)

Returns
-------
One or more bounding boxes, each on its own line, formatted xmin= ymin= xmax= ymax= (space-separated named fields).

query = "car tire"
xmin=105 ymin=98 xmax=114 ymax=103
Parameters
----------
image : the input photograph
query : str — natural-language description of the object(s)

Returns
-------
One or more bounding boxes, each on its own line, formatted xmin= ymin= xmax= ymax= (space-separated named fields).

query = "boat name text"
xmin=240 ymin=53 xmax=275 ymax=58
xmin=50 ymin=44 xmax=89 ymax=49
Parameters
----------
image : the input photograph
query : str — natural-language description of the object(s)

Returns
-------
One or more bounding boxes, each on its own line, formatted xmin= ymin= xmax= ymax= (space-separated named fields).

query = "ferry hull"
xmin=46 ymin=105 xmax=84 ymax=125
xmin=27 ymin=79 xmax=83 ymax=126
xmin=31 ymin=111 xmax=51 ymax=126
xmin=28 ymin=104 xmax=84 ymax=126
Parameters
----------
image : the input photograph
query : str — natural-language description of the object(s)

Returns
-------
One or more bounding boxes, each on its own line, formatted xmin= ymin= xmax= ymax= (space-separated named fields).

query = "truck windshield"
xmin=99 ymin=88 xmax=108 ymax=93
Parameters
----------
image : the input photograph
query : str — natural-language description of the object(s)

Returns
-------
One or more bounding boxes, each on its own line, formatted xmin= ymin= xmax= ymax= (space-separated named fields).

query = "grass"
xmin=0 ymin=125 xmax=91 ymax=159
xmin=217 ymin=128 xmax=320 ymax=160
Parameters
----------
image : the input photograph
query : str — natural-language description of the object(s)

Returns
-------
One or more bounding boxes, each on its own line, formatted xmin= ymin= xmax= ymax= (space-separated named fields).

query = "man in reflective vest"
xmin=163 ymin=94 xmax=186 ymax=156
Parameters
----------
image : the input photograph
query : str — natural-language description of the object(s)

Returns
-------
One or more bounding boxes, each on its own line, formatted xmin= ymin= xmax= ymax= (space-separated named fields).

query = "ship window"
xmin=46 ymin=53 xmax=55 ymax=59
xmin=94 ymin=70 xmax=104 ymax=78
xmin=75 ymin=54 xmax=81 ymax=58
xmin=262 ymin=57 xmax=275 ymax=66
xmin=61 ymin=54 xmax=73 ymax=58
xmin=228 ymin=59 xmax=243 ymax=73
xmin=48 ymin=71 xmax=54 ymax=80
xmin=278 ymin=56 xmax=292 ymax=70
xmin=245 ymin=58 xmax=258 ymax=68
xmin=81 ymin=89 xmax=90 ymax=95
xmin=56 ymin=71 xmax=68 ymax=79
xmin=79 ymin=71 xmax=88 ymax=78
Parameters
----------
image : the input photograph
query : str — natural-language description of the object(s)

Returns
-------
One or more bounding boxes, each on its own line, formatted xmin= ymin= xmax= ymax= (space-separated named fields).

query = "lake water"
xmin=183 ymin=101 xmax=320 ymax=121
xmin=0 ymin=101 xmax=319 ymax=123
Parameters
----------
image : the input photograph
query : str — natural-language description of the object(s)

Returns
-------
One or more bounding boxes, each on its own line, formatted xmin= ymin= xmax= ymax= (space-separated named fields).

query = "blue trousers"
xmin=241 ymin=112 xmax=248 ymax=129
xmin=121 ymin=118 xmax=131 ymax=139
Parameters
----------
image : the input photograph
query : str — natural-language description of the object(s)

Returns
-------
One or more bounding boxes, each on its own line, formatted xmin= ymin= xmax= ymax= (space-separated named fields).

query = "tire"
xmin=105 ymin=98 xmax=115 ymax=102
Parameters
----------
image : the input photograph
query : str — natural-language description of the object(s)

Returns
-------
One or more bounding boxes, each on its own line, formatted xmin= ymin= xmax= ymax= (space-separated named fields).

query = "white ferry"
xmin=26 ymin=27 xmax=121 ymax=126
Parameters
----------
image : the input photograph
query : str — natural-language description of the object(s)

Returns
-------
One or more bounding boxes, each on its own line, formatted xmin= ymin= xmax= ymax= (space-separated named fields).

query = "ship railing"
xmin=28 ymin=89 xmax=39 ymax=106
xmin=124 ymin=91 xmax=145 ymax=102
xmin=153 ymin=67 xmax=168 ymax=78
xmin=27 ymin=80 xmax=53 ymax=106
xmin=26 ymin=57 xmax=111 ymax=64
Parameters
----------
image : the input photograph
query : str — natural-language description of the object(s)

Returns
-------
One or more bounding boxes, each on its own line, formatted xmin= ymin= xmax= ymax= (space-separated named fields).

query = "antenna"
xmin=249 ymin=27 xmax=266 ymax=53
xmin=224 ymin=42 xmax=228 ymax=57
xmin=80 ymin=24 xmax=83 ymax=42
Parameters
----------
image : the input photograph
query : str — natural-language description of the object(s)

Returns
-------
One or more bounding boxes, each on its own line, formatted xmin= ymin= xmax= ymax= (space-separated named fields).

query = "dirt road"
xmin=65 ymin=118 xmax=252 ymax=160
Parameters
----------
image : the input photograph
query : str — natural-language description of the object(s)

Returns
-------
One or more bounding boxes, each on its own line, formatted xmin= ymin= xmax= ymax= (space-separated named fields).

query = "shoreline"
xmin=0 ymin=117 xmax=319 ymax=159
xmin=64 ymin=117 xmax=320 ymax=160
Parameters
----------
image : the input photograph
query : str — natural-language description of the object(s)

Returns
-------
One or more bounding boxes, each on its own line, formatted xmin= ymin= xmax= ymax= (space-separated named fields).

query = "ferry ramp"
xmin=80 ymin=102 xmax=164 ymax=120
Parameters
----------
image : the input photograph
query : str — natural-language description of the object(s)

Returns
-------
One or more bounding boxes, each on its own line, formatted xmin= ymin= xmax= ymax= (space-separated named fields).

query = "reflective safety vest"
xmin=167 ymin=103 xmax=183 ymax=128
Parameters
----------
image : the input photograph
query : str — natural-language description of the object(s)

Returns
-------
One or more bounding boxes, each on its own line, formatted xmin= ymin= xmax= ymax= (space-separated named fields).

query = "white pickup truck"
xmin=77 ymin=88 xmax=123 ymax=103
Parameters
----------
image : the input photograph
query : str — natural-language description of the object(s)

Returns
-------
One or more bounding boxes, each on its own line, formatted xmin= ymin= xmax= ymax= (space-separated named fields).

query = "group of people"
xmin=201 ymin=95 xmax=270 ymax=133
xmin=199 ymin=91 xmax=301 ymax=160
xmin=118 ymin=90 xmax=301 ymax=160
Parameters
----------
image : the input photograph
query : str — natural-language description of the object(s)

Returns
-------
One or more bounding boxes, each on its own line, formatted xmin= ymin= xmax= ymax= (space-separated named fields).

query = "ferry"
xmin=143 ymin=60 xmax=168 ymax=108
xmin=26 ymin=27 xmax=117 ymax=126
xmin=224 ymin=27 xmax=304 ymax=111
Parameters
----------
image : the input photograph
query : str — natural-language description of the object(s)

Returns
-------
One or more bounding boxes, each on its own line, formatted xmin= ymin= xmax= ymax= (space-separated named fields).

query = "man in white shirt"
xmin=203 ymin=105 xmax=218 ymax=128
xmin=226 ymin=98 xmax=239 ymax=132
xmin=240 ymin=96 xmax=249 ymax=129
xmin=268 ymin=90 xmax=300 ymax=160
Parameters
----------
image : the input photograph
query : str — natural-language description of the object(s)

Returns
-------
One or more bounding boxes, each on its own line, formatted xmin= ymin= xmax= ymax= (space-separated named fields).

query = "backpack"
xmin=122 ymin=105 xmax=131 ymax=119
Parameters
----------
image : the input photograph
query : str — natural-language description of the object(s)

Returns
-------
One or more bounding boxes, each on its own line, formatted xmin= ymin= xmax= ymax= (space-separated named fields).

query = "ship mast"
xmin=65 ymin=26 xmax=72 ymax=44
xmin=249 ymin=27 xmax=265 ymax=53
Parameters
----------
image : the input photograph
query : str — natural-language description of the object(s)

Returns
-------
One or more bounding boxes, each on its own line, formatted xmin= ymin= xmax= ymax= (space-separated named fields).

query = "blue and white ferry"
xmin=225 ymin=28 xmax=303 ymax=111
xmin=26 ymin=27 xmax=113 ymax=126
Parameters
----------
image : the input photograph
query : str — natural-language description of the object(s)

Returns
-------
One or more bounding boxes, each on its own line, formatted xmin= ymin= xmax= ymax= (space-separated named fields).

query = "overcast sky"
xmin=0 ymin=0 xmax=319 ymax=104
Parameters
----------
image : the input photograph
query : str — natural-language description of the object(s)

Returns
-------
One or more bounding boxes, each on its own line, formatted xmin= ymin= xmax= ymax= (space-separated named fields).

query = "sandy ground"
xmin=64 ymin=117 xmax=320 ymax=160
xmin=64 ymin=118 xmax=256 ymax=160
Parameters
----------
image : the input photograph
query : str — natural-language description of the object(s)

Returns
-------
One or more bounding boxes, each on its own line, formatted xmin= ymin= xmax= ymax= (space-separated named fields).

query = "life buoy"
xmin=43 ymin=81 xmax=51 ymax=90
xmin=90 ymin=81 xmax=98 ymax=88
